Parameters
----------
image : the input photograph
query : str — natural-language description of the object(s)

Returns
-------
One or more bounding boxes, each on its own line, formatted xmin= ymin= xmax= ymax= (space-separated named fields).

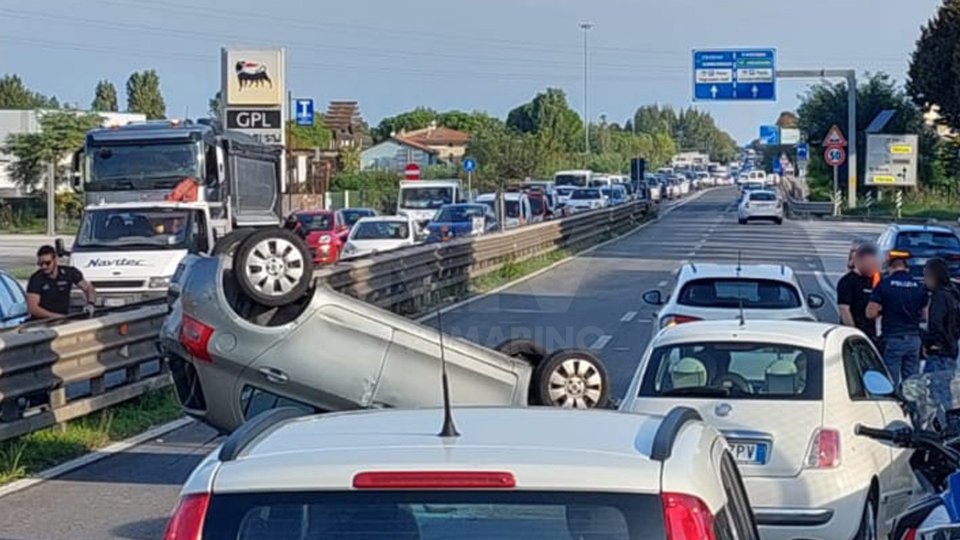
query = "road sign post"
xmin=896 ymin=190 xmax=903 ymax=220
xmin=693 ymin=49 xmax=776 ymax=102
xmin=462 ymin=158 xmax=476 ymax=198
xmin=404 ymin=163 xmax=421 ymax=181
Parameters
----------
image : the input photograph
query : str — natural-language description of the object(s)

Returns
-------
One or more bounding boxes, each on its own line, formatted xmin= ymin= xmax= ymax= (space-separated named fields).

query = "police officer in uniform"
xmin=27 ymin=245 xmax=97 ymax=319
xmin=867 ymin=252 xmax=928 ymax=383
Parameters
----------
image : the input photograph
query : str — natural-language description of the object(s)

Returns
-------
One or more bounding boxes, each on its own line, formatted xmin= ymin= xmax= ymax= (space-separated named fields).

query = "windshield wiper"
xmin=660 ymin=387 xmax=730 ymax=397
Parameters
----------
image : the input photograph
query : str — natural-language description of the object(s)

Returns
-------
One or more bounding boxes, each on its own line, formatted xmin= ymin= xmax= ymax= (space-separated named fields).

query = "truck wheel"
xmin=234 ymin=228 xmax=314 ymax=307
xmin=494 ymin=339 xmax=547 ymax=366
xmin=533 ymin=349 xmax=609 ymax=409
xmin=213 ymin=228 xmax=256 ymax=256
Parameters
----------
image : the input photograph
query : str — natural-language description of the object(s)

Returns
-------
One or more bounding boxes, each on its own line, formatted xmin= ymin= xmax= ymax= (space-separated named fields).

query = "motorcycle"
xmin=857 ymin=370 xmax=960 ymax=540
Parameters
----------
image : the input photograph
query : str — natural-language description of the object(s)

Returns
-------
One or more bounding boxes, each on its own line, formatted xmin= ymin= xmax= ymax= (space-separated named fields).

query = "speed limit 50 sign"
xmin=824 ymin=146 xmax=846 ymax=167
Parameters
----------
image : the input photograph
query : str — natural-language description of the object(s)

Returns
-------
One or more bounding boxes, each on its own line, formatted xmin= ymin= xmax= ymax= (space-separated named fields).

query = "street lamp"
xmin=580 ymin=22 xmax=593 ymax=155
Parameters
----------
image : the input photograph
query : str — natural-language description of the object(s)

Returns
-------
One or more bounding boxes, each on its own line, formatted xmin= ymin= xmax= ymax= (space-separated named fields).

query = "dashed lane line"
xmin=590 ymin=335 xmax=613 ymax=350
xmin=620 ymin=311 xmax=637 ymax=322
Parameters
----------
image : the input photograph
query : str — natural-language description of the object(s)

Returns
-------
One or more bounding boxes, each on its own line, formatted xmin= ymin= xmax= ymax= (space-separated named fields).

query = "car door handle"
xmin=258 ymin=366 xmax=289 ymax=384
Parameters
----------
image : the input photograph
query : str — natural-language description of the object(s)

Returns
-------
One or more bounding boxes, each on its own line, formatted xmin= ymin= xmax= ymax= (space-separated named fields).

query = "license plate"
xmin=104 ymin=298 xmax=125 ymax=307
xmin=729 ymin=441 xmax=769 ymax=465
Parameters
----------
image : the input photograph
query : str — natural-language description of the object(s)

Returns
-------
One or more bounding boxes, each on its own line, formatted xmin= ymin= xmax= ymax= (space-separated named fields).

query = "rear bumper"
xmin=744 ymin=472 xmax=867 ymax=540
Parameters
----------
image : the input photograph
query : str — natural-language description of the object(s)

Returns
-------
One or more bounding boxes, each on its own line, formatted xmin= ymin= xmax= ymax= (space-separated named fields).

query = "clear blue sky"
xmin=0 ymin=0 xmax=942 ymax=144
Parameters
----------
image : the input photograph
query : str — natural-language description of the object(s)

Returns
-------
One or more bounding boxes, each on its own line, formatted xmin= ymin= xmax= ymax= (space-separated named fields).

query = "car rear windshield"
xmin=678 ymin=278 xmax=801 ymax=309
xmin=529 ymin=196 xmax=545 ymax=215
xmin=638 ymin=342 xmax=823 ymax=400
xmin=895 ymin=231 xmax=960 ymax=250
xmin=571 ymin=189 xmax=601 ymax=200
xmin=352 ymin=221 xmax=409 ymax=240
xmin=202 ymin=491 xmax=664 ymax=540
xmin=749 ymin=192 xmax=776 ymax=202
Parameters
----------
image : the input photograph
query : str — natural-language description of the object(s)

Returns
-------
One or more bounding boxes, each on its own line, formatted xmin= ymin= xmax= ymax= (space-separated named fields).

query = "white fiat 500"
xmin=621 ymin=319 xmax=916 ymax=540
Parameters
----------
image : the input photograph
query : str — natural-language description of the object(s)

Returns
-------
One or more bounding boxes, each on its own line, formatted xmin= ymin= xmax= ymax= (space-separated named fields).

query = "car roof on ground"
xmin=678 ymin=263 xmax=796 ymax=281
xmin=208 ymin=408 xmax=677 ymax=494
xmin=654 ymin=319 xmax=837 ymax=350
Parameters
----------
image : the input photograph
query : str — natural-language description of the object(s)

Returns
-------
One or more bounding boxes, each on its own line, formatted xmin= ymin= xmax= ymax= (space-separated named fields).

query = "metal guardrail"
xmin=778 ymin=177 xmax=834 ymax=218
xmin=0 ymin=200 xmax=655 ymax=440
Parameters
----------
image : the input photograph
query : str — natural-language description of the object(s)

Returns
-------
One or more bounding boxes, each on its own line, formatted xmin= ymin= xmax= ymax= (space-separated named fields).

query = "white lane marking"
xmin=612 ymin=347 xmax=631 ymax=352
xmin=620 ymin=311 xmax=637 ymax=322
xmin=591 ymin=335 xmax=613 ymax=350
xmin=635 ymin=319 xmax=653 ymax=324
xmin=686 ymin=251 xmax=696 ymax=256
xmin=657 ymin=280 xmax=668 ymax=287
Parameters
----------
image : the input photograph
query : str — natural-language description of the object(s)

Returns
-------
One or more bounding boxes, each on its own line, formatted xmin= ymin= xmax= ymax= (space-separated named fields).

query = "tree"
xmin=632 ymin=105 xmax=677 ymax=135
xmin=798 ymin=72 xmax=939 ymax=191
xmin=372 ymin=107 xmax=437 ymax=142
xmin=287 ymin=114 xmax=333 ymax=150
xmin=908 ymin=0 xmax=960 ymax=129
xmin=2 ymin=111 xmax=102 ymax=190
xmin=505 ymin=88 xmax=583 ymax=154
xmin=208 ymin=91 xmax=223 ymax=119
xmin=776 ymin=111 xmax=799 ymax=129
xmin=0 ymin=74 xmax=58 ymax=109
xmin=126 ymin=70 xmax=166 ymax=119
xmin=91 ymin=80 xmax=118 ymax=112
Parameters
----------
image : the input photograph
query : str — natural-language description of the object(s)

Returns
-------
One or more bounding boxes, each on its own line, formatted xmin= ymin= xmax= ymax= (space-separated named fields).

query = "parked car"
xmin=166 ymin=405 xmax=760 ymax=540
xmin=337 ymin=207 xmax=378 ymax=230
xmin=159 ymin=251 xmax=612 ymax=433
xmin=646 ymin=178 xmax=663 ymax=202
xmin=738 ymin=189 xmax=784 ymax=225
xmin=642 ymin=263 xmax=825 ymax=329
xmin=284 ymin=210 xmax=347 ymax=265
xmin=0 ymin=269 xmax=28 ymax=328
xmin=620 ymin=319 xmax=915 ymax=540
xmin=876 ymin=223 xmax=960 ymax=280
xmin=564 ymin=188 xmax=607 ymax=213
xmin=340 ymin=216 xmax=417 ymax=260
xmin=524 ymin=188 xmax=553 ymax=222
xmin=425 ymin=203 xmax=497 ymax=243
xmin=477 ymin=192 xmax=532 ymax=229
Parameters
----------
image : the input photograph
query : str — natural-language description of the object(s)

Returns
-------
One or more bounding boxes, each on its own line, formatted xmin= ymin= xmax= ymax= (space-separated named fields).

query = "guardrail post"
xmin=895 ymin=190 xmax=903 ymax=220
xmin=90 ymin=375 xmax=106 ymax=396
xmin=0 ymin=399 xmax=18 ymax=423
xmin=833 ymin=191 xmax=842 ymax=217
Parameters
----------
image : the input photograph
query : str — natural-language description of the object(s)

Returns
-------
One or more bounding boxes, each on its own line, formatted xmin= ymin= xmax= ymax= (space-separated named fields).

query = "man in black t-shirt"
xmin=27 ymin=245 xmax=97 ymax=319
xmin=837 ymin=243 xmax=880 ymax=343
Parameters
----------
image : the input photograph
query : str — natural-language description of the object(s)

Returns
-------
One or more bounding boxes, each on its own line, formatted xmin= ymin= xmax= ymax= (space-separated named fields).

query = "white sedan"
xmin=620 ymin=319 xmax=915 ymax=540
xmin=339 ymin=216 xmax=417 ymax=260
xmin=739 ymin=189 xmax=784 ymax=225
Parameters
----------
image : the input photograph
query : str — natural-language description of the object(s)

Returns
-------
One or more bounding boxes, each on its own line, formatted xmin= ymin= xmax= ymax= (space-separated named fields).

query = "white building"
xmin=0 ymin=110 xmax=147 ymax=197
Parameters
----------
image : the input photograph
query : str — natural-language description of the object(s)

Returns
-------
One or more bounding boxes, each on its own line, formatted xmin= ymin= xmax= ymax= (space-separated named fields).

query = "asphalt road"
xmin=0 ymin=187 xmax=887 ymax=540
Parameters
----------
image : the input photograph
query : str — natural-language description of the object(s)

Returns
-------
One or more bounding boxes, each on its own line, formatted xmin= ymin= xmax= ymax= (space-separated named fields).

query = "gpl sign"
xmin=225 ymin=108 xmax=283 ymax=145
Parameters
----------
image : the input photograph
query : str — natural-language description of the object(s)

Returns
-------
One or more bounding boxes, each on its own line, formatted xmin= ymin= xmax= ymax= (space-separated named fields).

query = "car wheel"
xmin=234 ymin=228 xmax=314 ymax=307
xmin=212 ymin=228 xmax=256 ymax=256
xmin=853 ymin=494 xmax=877 ymax=540
xmin=775 ymin=218 xmax=783 ymax=225
xmin=533 ymin=349 xmax=609 ymax=409
xmin=494 ymin=339 xmax=547 ymax=366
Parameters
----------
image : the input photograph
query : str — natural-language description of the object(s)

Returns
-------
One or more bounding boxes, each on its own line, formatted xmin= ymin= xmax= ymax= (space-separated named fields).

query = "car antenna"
xmin=738 ymin=296 xmax=746 ymax=328
xmin=435 ymin=306 xmax=460 ymax=438
xmin=736 ymin=249 xmax=742 ymax=274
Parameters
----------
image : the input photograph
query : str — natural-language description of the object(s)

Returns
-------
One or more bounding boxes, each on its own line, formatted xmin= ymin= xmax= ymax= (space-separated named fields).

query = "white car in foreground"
xmin=340 ymin=216 xmax=418 ymax=260
xmin=167 ymin=406 xmax=761 ymax=539
xmin=621 ymin=319 xmax=915 ymax=540
xmin=642 ymin=263 xmax=825 ymax=329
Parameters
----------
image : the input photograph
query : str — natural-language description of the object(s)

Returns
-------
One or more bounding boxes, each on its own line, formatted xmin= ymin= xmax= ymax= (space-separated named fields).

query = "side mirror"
xmin=862 ymin=370 xmax=895 ymax=397
xmin=54 ymin=238 xmax=69 ymax=257
xmin=807 ymin=294 xmax=825 ymax=309
xmin=642 ymin=290 xmax=663 ymax=306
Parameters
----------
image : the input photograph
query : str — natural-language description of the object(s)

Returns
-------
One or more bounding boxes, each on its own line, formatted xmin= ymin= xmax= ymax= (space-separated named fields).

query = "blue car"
xmin=425 ymin=203 xmax=498 ymax=243
xmin=600 ymin=185 xmax=627 ymax=206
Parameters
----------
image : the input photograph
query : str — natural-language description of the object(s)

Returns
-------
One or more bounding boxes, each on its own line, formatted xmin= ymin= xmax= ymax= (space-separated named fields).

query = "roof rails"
xmin=650 ymin=407 xmax=703 ymax=461
xmin=219 ymin=407 xmax=306 ymax=462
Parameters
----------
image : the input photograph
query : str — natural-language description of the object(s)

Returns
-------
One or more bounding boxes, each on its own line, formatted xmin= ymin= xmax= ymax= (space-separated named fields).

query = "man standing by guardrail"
xmin=26 ymin=245 xmax=97 ymax=320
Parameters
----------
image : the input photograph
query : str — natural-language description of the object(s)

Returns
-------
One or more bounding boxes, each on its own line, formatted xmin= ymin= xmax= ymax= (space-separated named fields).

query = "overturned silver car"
xmin=159 ymin=229 xmax=611 ymax=433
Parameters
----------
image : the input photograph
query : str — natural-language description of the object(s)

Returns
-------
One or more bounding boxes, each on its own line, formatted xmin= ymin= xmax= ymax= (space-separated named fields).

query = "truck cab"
xmin=68 ymin=120 xmax=282 ymax=305
xmin=397 ymin=179 xmax=463 ymax=231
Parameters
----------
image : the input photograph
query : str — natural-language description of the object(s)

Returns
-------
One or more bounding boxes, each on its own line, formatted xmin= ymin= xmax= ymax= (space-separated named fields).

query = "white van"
xmin=476 ymin=192 xmax=532 ymax=229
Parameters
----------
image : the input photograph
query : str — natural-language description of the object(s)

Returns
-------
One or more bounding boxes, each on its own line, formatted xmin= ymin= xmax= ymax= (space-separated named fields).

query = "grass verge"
xmin=9 ymin=266 xmax=34 ymax=281
xmin=471 ymin=249 xmax=574 ymax=293
xmin=0 ymin=387 xmax=181 ymax=486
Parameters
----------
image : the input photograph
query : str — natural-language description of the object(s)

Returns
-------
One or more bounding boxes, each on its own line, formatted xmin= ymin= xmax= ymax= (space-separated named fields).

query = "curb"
xmin=416 ymin=190 xmax=710 ymax=323
xmin=0 ymin=416 xmax=194 ymax=499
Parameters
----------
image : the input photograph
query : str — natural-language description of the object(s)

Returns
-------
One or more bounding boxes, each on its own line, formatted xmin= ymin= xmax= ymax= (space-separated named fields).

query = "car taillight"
xmin=662 ymin=492 xmax=716 ymax=540
xmin=889 ymin=249 xmax=912 ymax=260
xmin=179 ymin=315 xmax=214 ymax=363
xmin=353 ymin=471 xmax=516 ymax=489
xmin=662 ymin=315 xmax=702 ymax=328
xmin=162 ymin=493 xmax=210 ymax=540
xmin=805 ymin=428 xmax=840 ymax=468
xmin=900 ymin=529 xmax=917 ymax=540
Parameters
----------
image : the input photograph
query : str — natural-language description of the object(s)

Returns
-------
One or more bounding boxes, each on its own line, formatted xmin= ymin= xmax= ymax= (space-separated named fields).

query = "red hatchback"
xmin=284 ymin=210 xmax=348 ymax=264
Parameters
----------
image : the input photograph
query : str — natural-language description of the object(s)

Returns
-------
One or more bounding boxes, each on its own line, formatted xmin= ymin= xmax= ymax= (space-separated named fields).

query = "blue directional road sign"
xmin=693 ymin=49 xmax=776 ymax=101
xmin=796 ymin=143 xmax=809 ymax=162
xmin=772 ymin=158 xmax=783 ymax=175
xmin=759 ymin=125 xmax=780 ymax=146
xmin=294 ymin=98 xmax=314 ymax=126
xmin=462 ymin=157 xmax=476 ymax=173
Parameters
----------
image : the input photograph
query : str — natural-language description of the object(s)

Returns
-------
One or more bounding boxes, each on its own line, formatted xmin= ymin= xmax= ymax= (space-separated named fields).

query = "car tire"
xmin=494 ymin=339 xmax=547 ymax=366
xmin=853 ymin=493 xmax=877 ymax=540
xmin=234 ymin=228 xmax=314 ymax=307
xmin=212 ymin=228 xmax=256 ymax=256
xmin=532 ymin=349 xmax=609 ymax=409
xmin=775 ymin=218 xmax=783 ymax=225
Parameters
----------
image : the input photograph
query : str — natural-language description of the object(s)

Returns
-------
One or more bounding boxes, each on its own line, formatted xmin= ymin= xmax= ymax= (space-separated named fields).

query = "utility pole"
xmin=46 ymin=162 xmax=56 ymax=237
xmin=580 ymin=22 xmax=593 ymax=155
